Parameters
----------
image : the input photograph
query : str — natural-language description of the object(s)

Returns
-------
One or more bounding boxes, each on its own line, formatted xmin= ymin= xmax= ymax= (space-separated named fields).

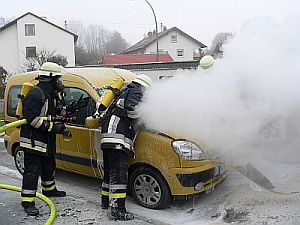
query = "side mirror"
xmin=85 ymin=116 xmax=101 ymax=129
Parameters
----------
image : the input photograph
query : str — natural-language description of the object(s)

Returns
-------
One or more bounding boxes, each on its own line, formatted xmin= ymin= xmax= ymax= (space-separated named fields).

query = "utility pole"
xmin=143 ymin=0 xmax=159 ymax=62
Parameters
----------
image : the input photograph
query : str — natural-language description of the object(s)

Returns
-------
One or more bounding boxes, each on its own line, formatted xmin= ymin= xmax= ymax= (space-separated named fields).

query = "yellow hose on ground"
xmin=0 ymin=184 xmax=56 ymax=225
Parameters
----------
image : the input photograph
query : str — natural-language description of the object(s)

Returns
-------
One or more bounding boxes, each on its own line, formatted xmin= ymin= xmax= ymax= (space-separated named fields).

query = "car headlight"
xmin=171 ymin=140 xmax=205 ymax=160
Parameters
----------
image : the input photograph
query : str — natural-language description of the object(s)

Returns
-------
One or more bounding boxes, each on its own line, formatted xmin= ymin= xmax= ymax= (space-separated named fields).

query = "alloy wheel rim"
xmin=16 ymin=150 xmax=25 ymax=173
xmin=134 ymin=174 xmax=161 ymax=206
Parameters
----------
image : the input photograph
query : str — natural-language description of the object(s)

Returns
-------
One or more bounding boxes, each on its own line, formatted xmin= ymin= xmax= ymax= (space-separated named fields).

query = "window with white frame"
xmin=177 ymin=49 xmax=184 ymax=57
xmin=170 ymin=34 xmax=177 ymax=43
xmin=25 ymin=24 xmax=35 ymax=36
xmin=26 ymin=46 xmax=36 ymax=58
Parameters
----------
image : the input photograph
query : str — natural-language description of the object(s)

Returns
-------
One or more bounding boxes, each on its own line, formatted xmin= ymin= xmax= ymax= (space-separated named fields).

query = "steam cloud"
xmin=140 ymin=15 xmax=300 ymax=164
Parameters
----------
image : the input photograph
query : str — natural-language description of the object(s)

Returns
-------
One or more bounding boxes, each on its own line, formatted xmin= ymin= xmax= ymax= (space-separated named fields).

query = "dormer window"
xmin=25 ymin=24 xmax=35 ymax=36
xmin=170 ymin=34 xmax=177 ymax=43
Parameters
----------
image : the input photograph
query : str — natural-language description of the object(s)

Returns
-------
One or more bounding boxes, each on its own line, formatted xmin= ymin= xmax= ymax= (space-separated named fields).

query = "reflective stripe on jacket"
xmin=101 ymin=83 xmax=144 ymax=158
xmin=20 ymin=85 xmax=56 ymax=156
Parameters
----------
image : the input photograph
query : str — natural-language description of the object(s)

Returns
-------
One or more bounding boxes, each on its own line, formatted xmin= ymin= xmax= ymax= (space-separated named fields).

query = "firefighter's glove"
xmin=53 ymin=123 xmax=66 ymax=134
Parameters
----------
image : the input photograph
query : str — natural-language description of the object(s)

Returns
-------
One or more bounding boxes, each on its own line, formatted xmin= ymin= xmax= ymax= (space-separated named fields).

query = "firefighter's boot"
xmin=42 ymin=188 xmax=66 ymax=197
xmin=22 ymin=202 xmax=39 ymax=216
xmin=111 ymin=207 xmax=134 ymax=221
xmin=101 ymin=196 xmax=109 ymax=209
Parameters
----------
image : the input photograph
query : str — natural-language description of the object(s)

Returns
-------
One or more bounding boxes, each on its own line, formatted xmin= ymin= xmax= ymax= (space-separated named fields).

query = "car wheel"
xmin=129 ymin=165 xmax=170 ymax=209
xmin=14 ymin=146 xmax=25 ymax=175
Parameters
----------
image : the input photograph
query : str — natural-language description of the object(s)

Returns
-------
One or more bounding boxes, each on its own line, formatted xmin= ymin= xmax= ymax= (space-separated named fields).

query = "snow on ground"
xmin=1 ymin=140 xmax=299 ymax=225
xmin=131 ymin=160 xmax=300 ymax=225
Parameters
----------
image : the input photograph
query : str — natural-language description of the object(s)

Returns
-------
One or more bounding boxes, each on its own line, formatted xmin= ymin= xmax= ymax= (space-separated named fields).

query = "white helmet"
xmin=199 ymin=55 xmax=214 ymax=69
xmin=38 ymin=62 xmax=63 ymax=77
xmin=132 ymin=74 xmax=152 ymax=88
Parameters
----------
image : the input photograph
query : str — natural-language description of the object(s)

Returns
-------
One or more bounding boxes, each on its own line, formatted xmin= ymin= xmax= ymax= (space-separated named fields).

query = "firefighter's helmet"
xmin=132 ymin=74 xmax=152 ymax=87
xmin=38 ymin=62 xmax=63 ymax=77
xmin=199 ymin=55 xmax=214 ymax=69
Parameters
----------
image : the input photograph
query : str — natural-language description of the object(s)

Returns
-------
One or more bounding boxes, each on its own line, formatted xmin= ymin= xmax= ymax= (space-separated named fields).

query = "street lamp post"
xmin=130 ymin=0 xmax=159 ymax=62
xmin=143 ymin=0 xmax=159 ymax=62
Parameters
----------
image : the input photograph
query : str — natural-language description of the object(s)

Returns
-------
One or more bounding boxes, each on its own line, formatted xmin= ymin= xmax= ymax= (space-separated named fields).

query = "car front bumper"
xmin=166 ymin=163 xmax=226 ymax=196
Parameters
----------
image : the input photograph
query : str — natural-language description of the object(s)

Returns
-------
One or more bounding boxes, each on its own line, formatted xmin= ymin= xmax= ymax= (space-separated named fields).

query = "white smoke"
xmin=140 ymin=15 xmax=300 ymax=164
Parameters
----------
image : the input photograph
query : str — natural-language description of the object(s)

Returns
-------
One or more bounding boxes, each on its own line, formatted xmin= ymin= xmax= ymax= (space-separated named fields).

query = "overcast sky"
xmin=1 ymin=0 xmax=300 ymax=46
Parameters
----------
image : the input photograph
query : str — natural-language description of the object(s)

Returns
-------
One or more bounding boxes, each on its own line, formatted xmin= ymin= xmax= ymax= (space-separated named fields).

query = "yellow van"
xmin=3 ymin=67 xmax=226 ymax=209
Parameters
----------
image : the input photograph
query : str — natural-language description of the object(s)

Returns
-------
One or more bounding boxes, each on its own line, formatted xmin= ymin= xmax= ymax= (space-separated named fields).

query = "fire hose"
xmin=0 ymin=117 xmax=75 ymax=224
xmin=0 ymin=116 xmax=75 ymax=135
xmin=0 ymin=184 xmax=56 ymax=225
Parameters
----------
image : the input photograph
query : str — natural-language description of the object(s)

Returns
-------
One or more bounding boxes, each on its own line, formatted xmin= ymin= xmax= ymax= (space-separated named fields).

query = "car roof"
xmin=7 ymin=67 xmax=137 ymax=87
xmin=66 ymin=67 xmax=137 ymax=87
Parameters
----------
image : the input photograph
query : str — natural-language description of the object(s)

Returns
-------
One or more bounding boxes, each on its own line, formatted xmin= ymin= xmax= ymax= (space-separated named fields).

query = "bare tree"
xmin=22 ymin=47 xmax=68 ymax=72
xmin=36 ymin=47 xmax=56 ymax=66
xmin=0 ymin=66 xmax=8 ymax=98
xmin=209 ymin=32 xmax=233 ymax=58
xmin=22 ymin=57 xmax=38 ymax=72
xmin=68 ymin=22 xmax=129 ymax=65
xmin=106 ymin=31 xmax=128 ymax=54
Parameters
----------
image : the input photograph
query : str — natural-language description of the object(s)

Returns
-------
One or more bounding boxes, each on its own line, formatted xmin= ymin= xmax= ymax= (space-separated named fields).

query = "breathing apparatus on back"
xmin=92 ymin=74 xmax=152 ymax=119
xmin=97 ymin=76 xmax=125 ymax=114
xmin=16 ymin=62 xmax=64 ymax=119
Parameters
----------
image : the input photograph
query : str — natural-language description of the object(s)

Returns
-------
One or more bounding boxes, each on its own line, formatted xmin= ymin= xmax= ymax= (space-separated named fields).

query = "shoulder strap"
xmin=33 ymin=86 xmax=46 ymax=103
xmin=104 ymin=87 xmax=129 ymax=118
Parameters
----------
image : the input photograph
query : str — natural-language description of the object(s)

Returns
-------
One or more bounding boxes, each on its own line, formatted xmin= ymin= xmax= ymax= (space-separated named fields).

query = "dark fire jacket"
xmin=20 ymin=83 xmax=57 ymax=156
xmin=100 ymin=82 xmax=144 ymax=158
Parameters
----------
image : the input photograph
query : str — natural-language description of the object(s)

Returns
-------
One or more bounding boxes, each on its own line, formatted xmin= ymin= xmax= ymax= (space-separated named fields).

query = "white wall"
xmin=132 ymin=69 xmax=177 ymax=82
xmin=0 ymin=14 xmax=76 ymax=74
xmin=0 ymin=24 xmax=19 ymax=73
xmin=146 ymin=30 xmax=202 ymax=61
xmin=17 ymin=14 xmax=75 ymax=71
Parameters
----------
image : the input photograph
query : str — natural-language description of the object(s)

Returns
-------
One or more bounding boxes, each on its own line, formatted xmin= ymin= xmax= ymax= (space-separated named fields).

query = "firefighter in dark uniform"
xmin=100 ymin=74 xmax=152 ymax=220
xmin=20 ymin=62 xmax=67 ymax=216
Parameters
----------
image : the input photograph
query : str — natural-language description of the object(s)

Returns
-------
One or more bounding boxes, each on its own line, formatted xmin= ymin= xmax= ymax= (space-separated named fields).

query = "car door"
xmin=58 ymin=86 xmax=101 ymax=177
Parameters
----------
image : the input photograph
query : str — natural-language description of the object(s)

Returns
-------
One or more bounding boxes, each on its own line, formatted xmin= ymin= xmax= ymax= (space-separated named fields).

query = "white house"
xmin=123 ymin=27 xmax=206 ymax=61
xmin=0 ymin=12 xmax=77 ymax=73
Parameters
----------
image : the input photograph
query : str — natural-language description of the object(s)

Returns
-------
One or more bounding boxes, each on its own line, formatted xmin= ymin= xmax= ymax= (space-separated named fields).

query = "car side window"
xmin=63 ymin=87 xmax=95 ymax=126
xmin=7 ymin=85 xmax=22 ymax=117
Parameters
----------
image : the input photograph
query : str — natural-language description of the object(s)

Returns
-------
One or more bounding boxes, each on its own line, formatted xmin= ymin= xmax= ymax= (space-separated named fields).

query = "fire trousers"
xmin=21 ymin=150 xmax=56 ymax=205
xmin=101 ymin=149 xmax=128 ymax=209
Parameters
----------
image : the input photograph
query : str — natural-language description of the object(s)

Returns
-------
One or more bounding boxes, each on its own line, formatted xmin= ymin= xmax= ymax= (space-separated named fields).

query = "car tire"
xmin=14 ymin=146 xmax=25 ymax=175
xmin=129 ymin=165 xmax=170 ymax=209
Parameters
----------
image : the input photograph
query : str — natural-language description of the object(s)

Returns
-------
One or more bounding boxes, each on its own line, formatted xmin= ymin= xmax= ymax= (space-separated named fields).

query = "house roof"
xmin=102 ymin=53 xmax=174 ymax=64
xmin=123 ymin=27 xmax=206 ymax=54
xmin=0 ymin=12 xmax=78 ymax=43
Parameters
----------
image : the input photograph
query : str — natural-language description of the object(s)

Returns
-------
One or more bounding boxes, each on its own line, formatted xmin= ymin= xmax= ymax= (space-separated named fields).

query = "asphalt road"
xmin=1 ymin=140 xmax=299 ymax=225
xmin=0 ymin=142 xmax=165 ymax=225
